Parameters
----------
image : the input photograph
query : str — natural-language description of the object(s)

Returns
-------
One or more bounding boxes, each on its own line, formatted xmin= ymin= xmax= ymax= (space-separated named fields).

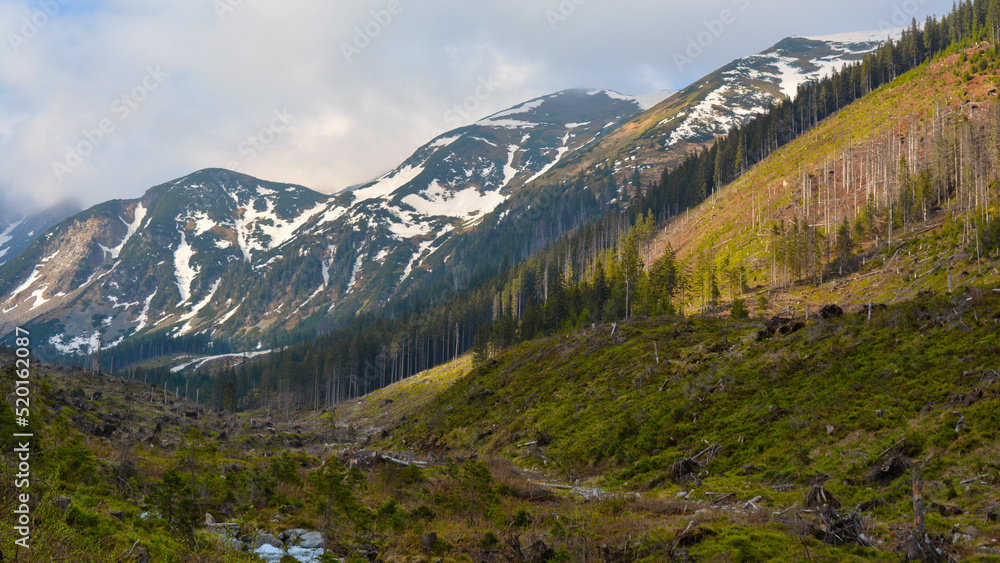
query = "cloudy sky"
xmin=0 ymin=0 xmax=952 ymax=215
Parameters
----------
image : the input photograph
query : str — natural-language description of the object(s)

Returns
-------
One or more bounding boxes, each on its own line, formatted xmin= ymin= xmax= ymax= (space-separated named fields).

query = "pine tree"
xmin=620 ymin=232 xmax=642 ymax=319
xmin=836 ymin=216 xmax=855 ymax=275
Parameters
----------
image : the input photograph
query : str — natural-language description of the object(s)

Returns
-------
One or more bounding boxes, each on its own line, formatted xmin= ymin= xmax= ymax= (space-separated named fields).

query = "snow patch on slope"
xmin=501 ymin=145 xmax=519 ymax=189
xmin=523 ymin=130 xmax=572 ymax=185
xmin=174 ymin=230 xmax=199 ymax=304
xmin=99 ymin=203 xmax=147 ymax=260
xmin=134 ymin=293 xmax=155 ymax=332
xmin=346 ymin=253 xmax=364 ymax=292
xmin=177 ymin=279 xmax=221 ymax=335
xmin=401 ymin=182 xmax=507 ymax=220
xmin=353 ymin=163 xmax=425 ymax=202
xmin=4 ymin=265 xmax=43 ymax=304
xmin=428 ymin=134 xmax=462 ymax=149
xmin=234 ymin=198 xmax=327 ymax=260
xmin=28 ymin=285 xmax=50 ymax=310
xmin=474 ymin=118 xmax=538 ymax=129
xmin=487 ymin=98 xmax=545 ymax=119
xmin=401 ymin=239 xmax=436 ymax=283
xmin=49 ymin=332 xmax=102 ymax=355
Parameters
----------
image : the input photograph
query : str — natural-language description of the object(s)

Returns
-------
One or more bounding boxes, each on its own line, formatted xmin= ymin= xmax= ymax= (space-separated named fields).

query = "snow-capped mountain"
xmin=0 ymin=30 xmax=901 ymax=361
xmin=547 ymin=29 xmax=904 ymax=188
xmin=0 ymin=90 xmax=665 ymax=357
xmin=659 ymin=29 xmax=903 ymax=148
xmin=345 ymin=88 xmax=674 ymax=217
xmin=0 ymin=203 xmax=79 ymax=267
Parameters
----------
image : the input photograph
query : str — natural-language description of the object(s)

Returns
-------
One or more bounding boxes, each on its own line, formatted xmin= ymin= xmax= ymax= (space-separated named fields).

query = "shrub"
xmin=731 ymin=298 xmax=750 ymax=319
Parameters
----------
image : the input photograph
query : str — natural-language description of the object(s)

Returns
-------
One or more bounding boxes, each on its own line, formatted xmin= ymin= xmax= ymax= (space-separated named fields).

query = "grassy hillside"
xmin=7 ymin=287 xmax=999 ymax=561
xmin=650 ymin=44 xmax=1000 ymax=315
xmin=360 ymin=289 xmax=1000 ymax=560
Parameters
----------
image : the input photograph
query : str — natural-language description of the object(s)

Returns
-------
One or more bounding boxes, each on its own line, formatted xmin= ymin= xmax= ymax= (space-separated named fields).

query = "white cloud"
xmin=0 ymin=0 xmax=954 ymax=214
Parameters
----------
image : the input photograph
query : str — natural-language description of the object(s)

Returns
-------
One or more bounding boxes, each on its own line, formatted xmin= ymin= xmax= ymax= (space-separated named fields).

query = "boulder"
xmin=107 ymin=509 xmax=124 ymax=522
xmin=278 ymin=528 xmax=307 ymax=542
xmin=297 ymin=531 xmax=324 ymax=549
xmin=819 ymin=304 xmax=844 ymax=319
xmin=205 ymin=512 xmax=216 ymax=525
xmin=247 ymin=531 xmax=283 ymax=550
xmin=422 ymin=532 xmax=437 ymax=550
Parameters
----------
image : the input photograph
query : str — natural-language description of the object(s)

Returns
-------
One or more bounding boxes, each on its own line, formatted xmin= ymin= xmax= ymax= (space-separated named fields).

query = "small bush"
xmin=731 ymin=298 xmax=750 ymax=319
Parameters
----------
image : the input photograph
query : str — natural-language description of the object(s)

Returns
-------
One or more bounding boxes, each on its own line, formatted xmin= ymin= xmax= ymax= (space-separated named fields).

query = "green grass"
xmin=372 ymin=290 xmax=1000 ymax=559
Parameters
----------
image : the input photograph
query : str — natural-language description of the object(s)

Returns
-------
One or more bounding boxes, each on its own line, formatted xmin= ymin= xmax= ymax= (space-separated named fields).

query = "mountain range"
xmin=0 ymin=30 xmax=898 ymax=362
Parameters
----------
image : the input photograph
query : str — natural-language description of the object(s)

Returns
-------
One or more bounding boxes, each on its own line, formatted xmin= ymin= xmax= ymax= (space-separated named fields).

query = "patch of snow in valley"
xmin=50 ymin=332 xmax=101 ymax=355
xmin=170 ymin=349 xmax=275 ymax=373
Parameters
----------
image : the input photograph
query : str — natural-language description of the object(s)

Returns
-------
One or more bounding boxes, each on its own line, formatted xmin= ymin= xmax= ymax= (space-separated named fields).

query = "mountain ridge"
xmin=0 ymin=32 xmax=904 ymax=363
